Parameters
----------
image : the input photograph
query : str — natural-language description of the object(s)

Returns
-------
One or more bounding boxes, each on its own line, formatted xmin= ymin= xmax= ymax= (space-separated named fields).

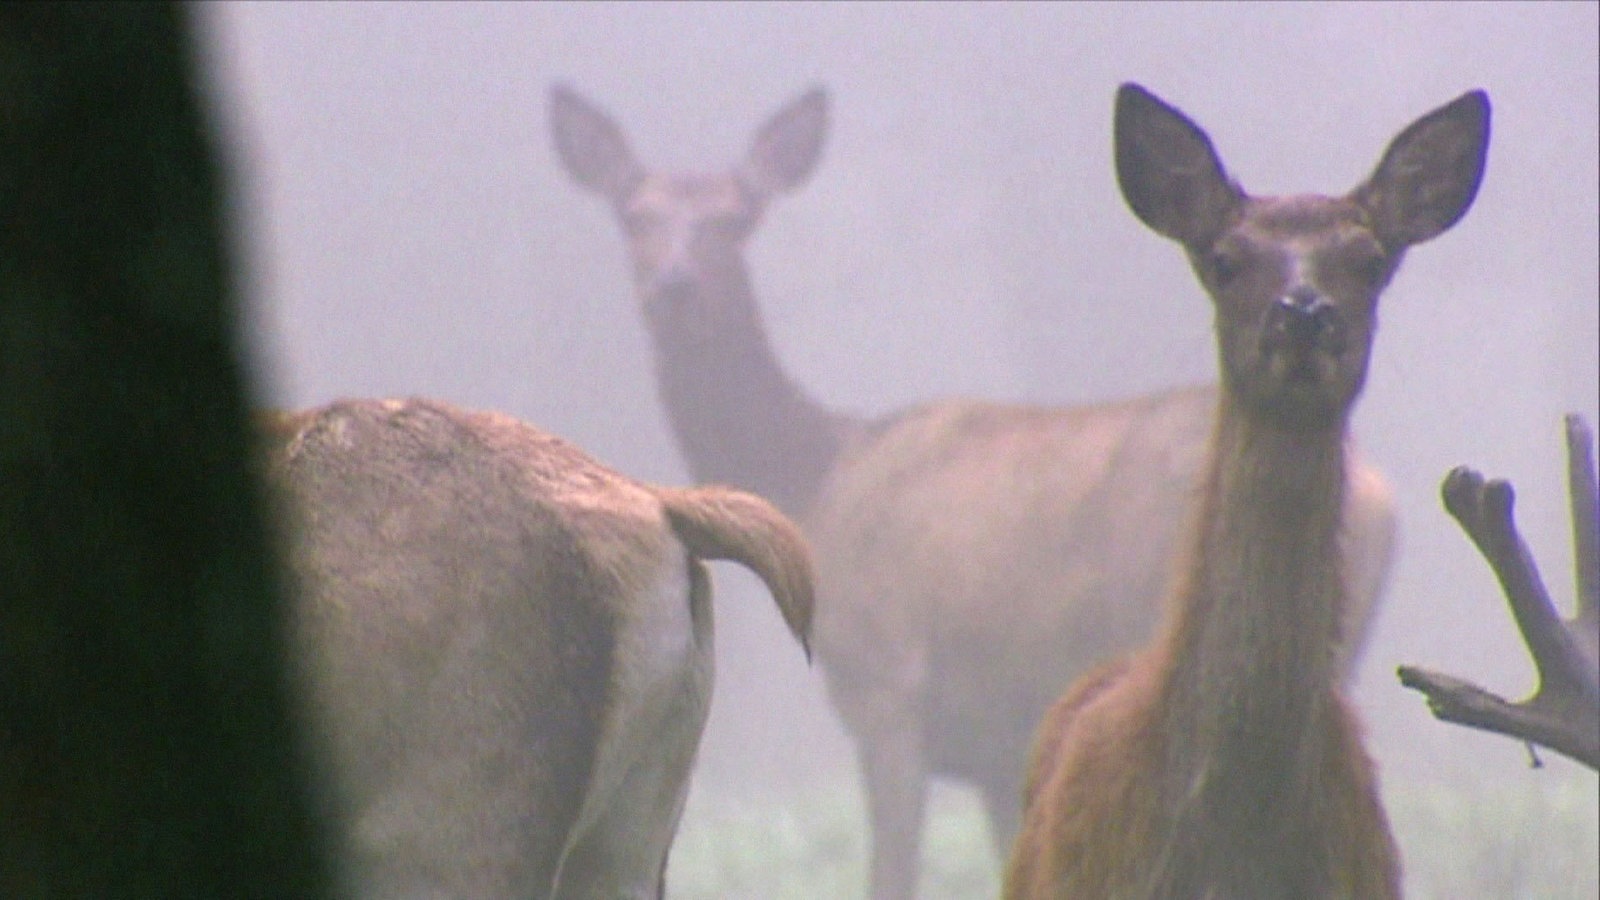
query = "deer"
xmin=551 ymin=85 xmax=1398 ymax=899
xmin=260 ymin=397 xmax=814 ymax=899
xmin=1003 ymin=84 xmax=1490 ymax=898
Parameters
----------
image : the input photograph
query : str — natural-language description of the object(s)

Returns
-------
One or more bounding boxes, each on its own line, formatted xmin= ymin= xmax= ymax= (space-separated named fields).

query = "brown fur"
xmin=1005 ymin=84 xmax=1489 ymax=898
xmin=552 ymin=84 xmax=1399 ymax=899
xmin=263 ymin=397 xmax=813 ymax=898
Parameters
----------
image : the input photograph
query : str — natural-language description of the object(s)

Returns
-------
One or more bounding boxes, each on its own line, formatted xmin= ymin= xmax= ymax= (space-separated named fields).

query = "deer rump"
xmin=264 ymin=397 xmax=809 ymax=899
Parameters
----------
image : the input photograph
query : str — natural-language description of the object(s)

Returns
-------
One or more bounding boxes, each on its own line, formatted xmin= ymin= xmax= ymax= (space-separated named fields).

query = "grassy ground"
xmin=668 ymin=772 xmax=1598 ymax=899
xmin=668 ymin=781 xmax=995 ymax=900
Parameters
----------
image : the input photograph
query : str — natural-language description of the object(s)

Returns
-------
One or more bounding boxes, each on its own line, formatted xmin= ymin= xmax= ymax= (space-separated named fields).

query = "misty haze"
xmin=197 ymin=3 xmax=1597 ymax=897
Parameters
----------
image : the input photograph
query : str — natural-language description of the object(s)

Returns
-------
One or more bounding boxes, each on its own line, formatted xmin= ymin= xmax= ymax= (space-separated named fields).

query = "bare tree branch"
xmin=1567 ymin=415 xmax=1599 ymax=664
xmin=1398 ymin=416 xmax=1600 ymax=770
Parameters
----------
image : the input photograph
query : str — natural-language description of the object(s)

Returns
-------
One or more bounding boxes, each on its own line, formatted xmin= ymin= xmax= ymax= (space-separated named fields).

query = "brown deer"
xmin=551 ymin=86 xmax=1397 ymax=899
xmin=262 ymin=398 xmax=813 ymax=899
xmin=1004 ymin=84 xmax=1490 ymax=898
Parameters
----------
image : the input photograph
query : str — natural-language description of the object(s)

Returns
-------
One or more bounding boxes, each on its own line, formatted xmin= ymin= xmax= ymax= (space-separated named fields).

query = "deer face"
xmin=615 ymin=171 xmax=763 ymax=335
xmin=1115 ymin=83 xmax=1489 ymax=429
xmin=1196 ymin=196 xmax=1395 ymax=426
xmin=551 ymin=84 xmax=828 ymax=344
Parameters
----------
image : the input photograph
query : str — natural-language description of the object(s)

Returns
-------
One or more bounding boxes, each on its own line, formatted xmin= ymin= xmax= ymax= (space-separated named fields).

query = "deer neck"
xmin=1156 ymin=394 xmax=1349 ymax=824
xmin=649 ymin=269 xmax=843 ymax=518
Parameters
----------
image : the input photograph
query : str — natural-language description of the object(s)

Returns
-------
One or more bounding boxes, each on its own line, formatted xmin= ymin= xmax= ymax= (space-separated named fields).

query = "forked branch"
xmin=1398 ymin=415 xmax=1600 ymax=770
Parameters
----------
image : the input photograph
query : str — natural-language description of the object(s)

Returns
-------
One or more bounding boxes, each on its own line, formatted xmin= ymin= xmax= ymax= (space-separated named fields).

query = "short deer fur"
xmin=1004 ymin=84 xmax=1490 ymax=898
xmin=552 ymin=85 xmax=1398 ymax=899
xmin=262 ymin=398 xmax=813 ymax=899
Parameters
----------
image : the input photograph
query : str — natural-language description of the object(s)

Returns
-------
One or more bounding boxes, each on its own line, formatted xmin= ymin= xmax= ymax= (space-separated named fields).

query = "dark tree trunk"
xmin=0 ymin=4 xmax=335 ymax=896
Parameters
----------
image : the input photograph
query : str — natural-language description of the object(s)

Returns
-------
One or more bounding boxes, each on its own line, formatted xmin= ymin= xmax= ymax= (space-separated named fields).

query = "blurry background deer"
xmin=199 ymin=3 xmax=1596 ymax=897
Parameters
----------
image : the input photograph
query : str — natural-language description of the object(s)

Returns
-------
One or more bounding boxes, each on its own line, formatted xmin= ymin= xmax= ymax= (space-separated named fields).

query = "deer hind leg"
xmin=976 ymin=767 xmax=1024 ymax=870
xmin=549 ymin=734 xmax=698 ymax=900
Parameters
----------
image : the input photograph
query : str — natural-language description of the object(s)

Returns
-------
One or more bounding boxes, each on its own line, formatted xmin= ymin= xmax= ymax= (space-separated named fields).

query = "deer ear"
xmin=741 ymin=86 xmax=828 ymax=198
xmin=1114 ymin=83 xmax=1241 ymax=248
xmin=550 ymin=83 xmax=643 ymax=201
xmin=1352 ymin=90 xmax=1489 ymax=250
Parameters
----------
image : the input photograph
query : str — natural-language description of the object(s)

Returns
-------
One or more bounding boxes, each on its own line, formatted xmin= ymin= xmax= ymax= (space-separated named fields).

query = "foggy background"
xmin=195 ymin=1 xmax=1597 ymax=891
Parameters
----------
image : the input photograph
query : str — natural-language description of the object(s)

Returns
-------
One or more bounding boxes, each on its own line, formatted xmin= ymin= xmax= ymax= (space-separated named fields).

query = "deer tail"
xmin=657 ymin=485 xmax=815 ymax=661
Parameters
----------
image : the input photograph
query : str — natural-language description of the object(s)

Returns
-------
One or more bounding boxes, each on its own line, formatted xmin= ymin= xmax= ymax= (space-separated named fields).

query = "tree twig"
xmin=1566 ymin=415 xmax=1599 ymax=663
xmin=1397 ymin=416 xmax=1600 ymax=770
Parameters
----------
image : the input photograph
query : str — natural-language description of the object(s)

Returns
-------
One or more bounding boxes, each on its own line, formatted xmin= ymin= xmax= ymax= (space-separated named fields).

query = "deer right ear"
xmin=1114 ymin=83 xmax=1241 ymax=248
xmin=741 ymin=86 xmax=828 ymax=198
xmin=550 ymin=83 xmax=642 ymax=201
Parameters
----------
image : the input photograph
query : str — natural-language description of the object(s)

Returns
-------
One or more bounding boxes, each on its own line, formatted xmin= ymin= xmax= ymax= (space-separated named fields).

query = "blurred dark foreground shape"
xmin=0 ymin=4 xmax=335 ymax=896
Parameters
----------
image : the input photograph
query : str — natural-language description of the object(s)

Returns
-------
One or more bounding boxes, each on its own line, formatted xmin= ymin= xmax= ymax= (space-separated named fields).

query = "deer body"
xmin=552 ymin=85 xmax=1399 ymax=899
xmin=264 ymin=398 xmax=813 ymax=899
xmin=1004 ymin=85 xmax=1490 ymax=898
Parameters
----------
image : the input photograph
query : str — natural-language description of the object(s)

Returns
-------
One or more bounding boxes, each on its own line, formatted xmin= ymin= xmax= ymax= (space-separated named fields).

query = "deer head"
xmin=550 ymin=84 xmax=828 ymax=344
xmin=1115 ymin=83 xmax=1490 ymax=430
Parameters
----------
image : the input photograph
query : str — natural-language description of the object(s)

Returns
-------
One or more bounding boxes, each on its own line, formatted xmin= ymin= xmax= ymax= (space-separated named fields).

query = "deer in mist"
xmin=1003 ymin=84 xmax=1490 ymax=898
xmin=551 ymin=86 xmax=1398 ymax=898
xmin=262 ymin=398 xmax=813 ymax=899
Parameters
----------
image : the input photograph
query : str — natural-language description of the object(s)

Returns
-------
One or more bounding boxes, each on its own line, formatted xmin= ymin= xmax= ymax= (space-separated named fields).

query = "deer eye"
xmin=1350 ymin=246 xmax=1389 ymax=283
xmin=703 ymin=212 xmax=751 ymax=237
xmin=623 ymin=209 xmax=664 ymax=236
xmin=1206 ymin=246 xmax=1245 ymax=286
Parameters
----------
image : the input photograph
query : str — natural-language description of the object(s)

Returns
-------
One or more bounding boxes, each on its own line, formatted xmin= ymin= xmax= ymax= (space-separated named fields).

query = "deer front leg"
xmin=820 ymin=612 xmax=934 ymax=899
xmin=855 ymin=701 xmax=930 ymax=900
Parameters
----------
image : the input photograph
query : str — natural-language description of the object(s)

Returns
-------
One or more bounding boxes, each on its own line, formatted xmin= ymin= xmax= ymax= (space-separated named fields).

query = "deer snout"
xmin=641 ymin=253 xmax=711 ymax=338
xmin=650 ymin=263 xmax=697 ymax=305
xmin=1268 ymin=287 xmax=1345 ymax=355
xmin=640 ymin=229 xmax=700 ymax=305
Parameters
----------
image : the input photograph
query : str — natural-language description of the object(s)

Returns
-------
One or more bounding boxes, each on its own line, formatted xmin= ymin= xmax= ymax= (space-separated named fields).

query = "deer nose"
xmin=646 ymin=232 xmax=699 ymax=302
xmin=652 ymin=264 xmax=696 ymax=302
xmin=1271 ymin=288 xmax=1345 ymax=353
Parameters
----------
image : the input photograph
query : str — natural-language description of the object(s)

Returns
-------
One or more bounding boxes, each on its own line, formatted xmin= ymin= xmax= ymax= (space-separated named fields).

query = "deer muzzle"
xmin=1267 ymin=288 xmax=1346 ymax=357
xmin=650 ymin=265 xmax=697 ymax=306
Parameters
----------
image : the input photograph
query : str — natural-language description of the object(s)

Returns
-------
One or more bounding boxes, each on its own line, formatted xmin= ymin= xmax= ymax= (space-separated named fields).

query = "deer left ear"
xmin=1353 ymin=90 xmax=1489 ymax=250
xmin=741 ymin=86 xmax=828 ymax=198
